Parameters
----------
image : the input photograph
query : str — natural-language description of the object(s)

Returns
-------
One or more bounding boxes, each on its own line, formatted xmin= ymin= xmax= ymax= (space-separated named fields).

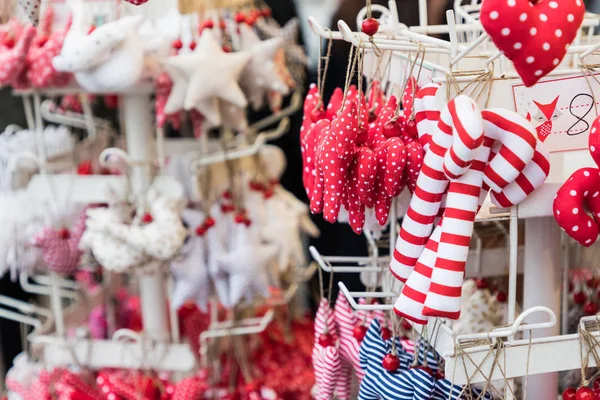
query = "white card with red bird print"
xmin=512 ymin=73 xmax=600 ymax=153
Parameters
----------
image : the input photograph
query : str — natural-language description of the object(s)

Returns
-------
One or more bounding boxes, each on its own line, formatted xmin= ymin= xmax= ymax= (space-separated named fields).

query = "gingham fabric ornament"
xmin=91 ymin=195 xmax=186 ymax=261
xmin=239 ymin=23 xmax=289 ymax=110
xmin=480 ymin=0 xmax=584 ymax=86
xmin=255 ymin=17 xmax=308 ymax=86
xmin=300 ymin=84 xmax=321 ymax=196
xmin=217 ymin=223 xmax=277 ymax=306
xmin=18 ymin=0 xmax=41 ymax=26
xmin=27 ymin=9 xmax=72 ymax=88
xmin=166 ymin=30 xmax=251 ymax=126
xmin=53 ymin=14 xmax=145 ymax=92
xmin=170 ymin=209 xmax=210 ymax=311
xmin=554 ymin=115 xmax=600 ymax=246
xmin=31 ymin=209 xmax=87 ymax=275
xmin=334 ymin=292 xmax=365 ymax=399
xmin=312 ymin=298 xmax=341 ymax=400
xmin=358 ymin=319 xmax=433 ymax=400
xmin=389 ymin=95 xmax=483 ymax=284
xmin=311 ymin=100 xmax=359 ymax=222
xmin=0 ymin=22 xmax=35 ymax=87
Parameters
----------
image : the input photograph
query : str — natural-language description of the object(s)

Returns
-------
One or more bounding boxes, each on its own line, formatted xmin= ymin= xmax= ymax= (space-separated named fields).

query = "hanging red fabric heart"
xmin=480 ymin=0 xmax=584 ymax=87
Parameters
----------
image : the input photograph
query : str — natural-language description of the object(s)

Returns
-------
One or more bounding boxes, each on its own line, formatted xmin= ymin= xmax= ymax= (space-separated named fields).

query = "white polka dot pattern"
xmin=0 ymin=22 xmax=36 ymax=88
xmin=480 ymin=0 xmax=585 ymax=86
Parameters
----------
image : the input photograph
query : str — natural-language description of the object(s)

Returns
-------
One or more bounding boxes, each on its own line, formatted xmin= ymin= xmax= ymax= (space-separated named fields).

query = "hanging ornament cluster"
xmin=389 ymin=85 xmax=550 ymax=324
xmin=302 ymin=77 xmax=424 ymax=234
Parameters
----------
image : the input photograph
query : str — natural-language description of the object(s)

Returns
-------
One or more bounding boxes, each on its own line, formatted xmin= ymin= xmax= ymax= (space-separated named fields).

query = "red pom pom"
xmin=261 ymin=8 xmax=272 ymax=17
xmin=204 ymin=217 xmax=215 ymax=228
xmin=195 ymin=225 xmax=207 ymax=236
xmin=574 ymin=291 xmax=587 ymax=305
xmin=243 ymin=218 xmax=252 ymax=227
xmin=361 ymin=18 xmax=379 ymax=36
xmin=584 ymin=301 xmax=598 ymax=316
xmin=234 ymin=214 xmax=246 ymax=224
xmin=189 ymin=41 xmax=196 ymax=50
xmin=576 ymin=387 xmax=594 ymax=400
xmin=222 ymin=190 xmax=233 ymax=200
xmin=58 ymin=228 xmax=70 ymax=240
xmin=264 ymin=189 xmax=274 ymax=199
xmin=172 ymin=39 xmax=183 ymax=50
xmin=353 ymin=325 xmax=367 ymax=342
xmin=77 ymin=160 xmax=93 ymax=175
xmin=141 ymin=213 xmax=154 ymax=224
xmin=496 ymin=292 xmax=508 ymax=303
xmin=476 ymin=278 xmax=488 ymax=290
xmin=382 ymin=353 xmax=401 ymax=372
xmin=318 ymin=333 xmax=334 ymax=347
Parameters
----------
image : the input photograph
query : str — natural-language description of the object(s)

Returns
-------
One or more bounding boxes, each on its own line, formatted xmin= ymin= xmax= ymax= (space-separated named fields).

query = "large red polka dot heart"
xmin=480 ymin=0 xmax=585 ymax=87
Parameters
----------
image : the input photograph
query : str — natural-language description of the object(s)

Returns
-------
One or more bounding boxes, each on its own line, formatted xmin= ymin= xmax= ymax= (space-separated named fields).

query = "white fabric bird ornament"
xmin=170 ymin=209 xmax=210 ymax=311
xmin=53 ymin=3 xmax=144 ymax=92
xmin=217 ymin=223 xmax=277 ymax=306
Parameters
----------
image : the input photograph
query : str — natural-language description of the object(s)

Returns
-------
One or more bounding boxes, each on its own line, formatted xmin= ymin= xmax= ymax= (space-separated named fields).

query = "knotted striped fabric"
xmin=334 ymin=292 xmax=365 ymax=399
xmin=312 ymin=298 xmax=341 ymax=400
xmin=413 ymin=83 xmax=442 ymax=150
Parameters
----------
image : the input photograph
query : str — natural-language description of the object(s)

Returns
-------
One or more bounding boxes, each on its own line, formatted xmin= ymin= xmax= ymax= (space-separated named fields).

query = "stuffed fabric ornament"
xmin=27 ymin=9 xmax=71 ymax=88
xmin=313 ymin=298 xmax=341 ymax=400
xmin=91 ymin=196 xmax=186 ymax=261
xmin=390 ymin=95 xmax=483 ymax=284
xmin=239 ymin=23 xmax=289 ymax=110
xmin=312 ymin=100 xmax=359 ymax=223
xmin=374 ymin=137 xmax=407 ymax=225
xmin=170 ymin=209 xmax=210 ymax=311
xmin=300 ymin=84 xmax=321 ymax=196
xmin=162 ymin=61 xmax=188 ymax=116
xmin=31 ymin=209 xmax=87 ymax=275
xmin=166 ymin=30 xmax=250 ymax=126
xmin=0 ymin=22 xmax=35 ymax=87
xmin=334 ymin=292 xmax=365 ymax=399
xmin=480 ymin=0 xmax=584 ymax=86
xmin=217 ymin=224 xmax=277 ymax=306
xmin=554 ymin=115 xmax=600 ymax=246
xmin=345 ymin=146 xmax=377 ymax=234
xmin=53 ymin=13 xmax=144 ymax=92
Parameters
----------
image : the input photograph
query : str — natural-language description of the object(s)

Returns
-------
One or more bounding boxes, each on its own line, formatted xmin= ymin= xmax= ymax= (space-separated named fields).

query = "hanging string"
xmin=316 ymin=32 xmax=333 ymax=110
xmin=341 ymin=43 xmax=360 ymax=109
xmin=394 ymin=44 xmax=424 ymax=119
xmin=357 ymin=46 xmax=366 ymax=129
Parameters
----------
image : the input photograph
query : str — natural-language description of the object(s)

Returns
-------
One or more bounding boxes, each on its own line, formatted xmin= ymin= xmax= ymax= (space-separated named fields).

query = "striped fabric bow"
xmin=392 ymin=92 xmax=550 ymax=323
xmin=312 ymin=298 xmax=342 ymax=400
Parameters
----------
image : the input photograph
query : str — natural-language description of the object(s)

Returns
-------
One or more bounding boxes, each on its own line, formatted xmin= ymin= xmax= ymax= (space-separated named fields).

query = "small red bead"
xmin=195 ymin=225 xmax=206 ymax=236
xmin=361 ymin=18 xmax=379 ymax=36
xmin=353 ymin=325 xmax=368 ymax=342
xmin=584 ymin=301 xmax=598 ymax=316
xmin=404 ymin=117 xmax=418 ymax=138
xmin=243 ymin=218 xmax=252 ymax=227
xmin=141 ymin=213 xmax=154 ymax=224
xmin=204 ymin=217 xmax=215 ymax=228
xmin=576 ymin=387 xmax=594 ymax=400
xmin=261 ymin=8 xmax=272 ymax=17
xmin=201 ymin=20 xmax=214 ymax=31
xmin=222 ymin=190 xmax=233 ymax=200
xmin=222 ymin=45 xmax=232 ymax=53
xmin=264 ymin=189 xmax=274 ymax=199
xmin=58 ymin=228 xmax=70 ymax=240
xmin=588 ymin=277 xmax=598 ymax=289
xmin=235 ymin=12 xmax=246 ymax=24
xmin=356 ymin=123 xmax=369 ymax=145
xmin=4 ymin=37 xmax=15 ymax=48
xmin=172 ymin=39 xmax=183 ymax=50
xmin=382 ymin=353 xmax=401 ymax=372
xmin=382 ymin=120 xmax=401 ymax=138
xmin=310 ymin=106 xmax=327 ymax=122
xmin=401 ymin=319 xmax=412 ymax=332
xmin=189 ymin=41 xmax=196 ymax=50
xmin=381 ymin=327 xmax=392 ymax=341
xmin=235 ymin=214 xmax=247 ymax=224
xmin=574 ymin=291 xmax=587 ymax=305
xmin=476 ymin=278 xmax=488 ymax=290
xmin=318 ymin=332 xmax=334 ymax=347
xmin=496 ymin=292 xmax=508 ymax=303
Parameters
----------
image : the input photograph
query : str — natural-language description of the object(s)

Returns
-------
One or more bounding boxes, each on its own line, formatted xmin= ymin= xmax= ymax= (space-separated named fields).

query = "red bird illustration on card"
xmin=526 ymin=96 xmax=562 ymax=142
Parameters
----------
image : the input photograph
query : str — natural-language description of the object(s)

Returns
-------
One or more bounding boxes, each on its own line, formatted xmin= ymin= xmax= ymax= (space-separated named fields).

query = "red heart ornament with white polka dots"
xmin=480 ymin=0 xmax=585 ymax=87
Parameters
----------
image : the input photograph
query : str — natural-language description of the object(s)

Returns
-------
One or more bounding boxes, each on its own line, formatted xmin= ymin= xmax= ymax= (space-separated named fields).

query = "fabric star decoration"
xmin=217 ymin=224 xmax=277 ymax=306
xmin=170 ymin=209 xmax=210 ymax=312
xmin=162 ymin=61 xmax=189 ymax=116
xmin=256 ymin=17 xmax=308 ymax=86
xmin=164 ymin=30 xmax=251 ymax=126
xmin=239 ymin=23 xmax=289 ymax=110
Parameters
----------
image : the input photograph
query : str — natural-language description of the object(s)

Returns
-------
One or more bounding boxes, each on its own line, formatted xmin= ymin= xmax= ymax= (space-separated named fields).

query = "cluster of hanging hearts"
xmin=302 ymin=77 xmax=424 ymax=234
xmin=389 ymin=84 xmax=551 ymax=324
xmin=311 ymin=293 xmax=492 ymax=399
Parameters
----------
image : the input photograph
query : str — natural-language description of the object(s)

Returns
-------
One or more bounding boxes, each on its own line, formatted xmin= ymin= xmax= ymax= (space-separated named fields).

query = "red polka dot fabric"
xmin=481 ymin=0 xmax=585 ymax=87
